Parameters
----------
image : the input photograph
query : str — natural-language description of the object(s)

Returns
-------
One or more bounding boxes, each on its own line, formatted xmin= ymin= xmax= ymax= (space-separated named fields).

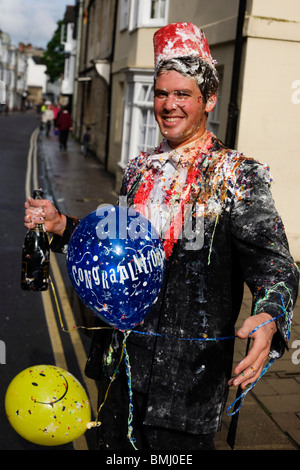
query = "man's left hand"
xmin=228 ymin=312 xmax=277 ymax=389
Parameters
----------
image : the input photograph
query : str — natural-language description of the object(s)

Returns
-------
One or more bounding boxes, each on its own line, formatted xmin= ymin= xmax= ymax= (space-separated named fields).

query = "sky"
xmin=0 ymin=0 xmax=74 ymax=49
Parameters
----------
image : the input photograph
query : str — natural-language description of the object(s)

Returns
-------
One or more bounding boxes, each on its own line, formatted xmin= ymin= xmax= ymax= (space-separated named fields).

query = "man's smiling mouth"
xmin=163 ymin=117 xmax=183 ymax=123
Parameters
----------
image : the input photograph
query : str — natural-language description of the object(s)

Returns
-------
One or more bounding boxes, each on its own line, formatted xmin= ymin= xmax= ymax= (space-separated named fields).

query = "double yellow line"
xmin=25 ymin=128 xmax=98 ymax=450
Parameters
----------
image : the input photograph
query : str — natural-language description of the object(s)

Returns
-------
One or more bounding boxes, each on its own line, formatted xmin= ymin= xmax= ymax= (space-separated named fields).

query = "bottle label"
xmin=21 ymin=260 xmax=49 ymax=291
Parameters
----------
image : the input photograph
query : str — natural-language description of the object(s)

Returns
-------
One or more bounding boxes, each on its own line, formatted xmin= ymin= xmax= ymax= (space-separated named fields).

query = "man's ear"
xmin=205 ymin=93 xmax=217 ymax=113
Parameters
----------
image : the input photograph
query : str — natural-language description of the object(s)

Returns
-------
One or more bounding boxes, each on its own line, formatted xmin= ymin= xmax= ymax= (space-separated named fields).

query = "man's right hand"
xmin=24 ymin=197 xmax=67 ymax=235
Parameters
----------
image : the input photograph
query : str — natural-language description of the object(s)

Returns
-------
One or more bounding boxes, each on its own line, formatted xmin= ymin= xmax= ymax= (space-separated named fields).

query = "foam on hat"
xmin=153 ymin=22 xmax=216 ymax=70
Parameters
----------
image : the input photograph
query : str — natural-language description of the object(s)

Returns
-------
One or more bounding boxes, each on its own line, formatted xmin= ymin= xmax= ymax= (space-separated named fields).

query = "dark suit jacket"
xmin=51 ymin=135 xmax=299 ymax=436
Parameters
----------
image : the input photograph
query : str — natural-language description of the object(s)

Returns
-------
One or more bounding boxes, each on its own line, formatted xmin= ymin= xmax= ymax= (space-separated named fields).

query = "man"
xmin=41 ymin=102 xmax=54 ymax=137
xmin=56 ymin=106 xmax=73 ymax=150
xmin=24 ymin=23 xmax=299 ymax=450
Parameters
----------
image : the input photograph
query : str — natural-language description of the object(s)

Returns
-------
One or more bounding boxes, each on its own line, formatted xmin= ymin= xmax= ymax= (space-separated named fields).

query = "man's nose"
xmin=163 ymin=94 xmax=178 ymax=110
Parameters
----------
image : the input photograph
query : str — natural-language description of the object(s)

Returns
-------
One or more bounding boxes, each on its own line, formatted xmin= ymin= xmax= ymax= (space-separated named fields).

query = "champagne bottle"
xmin=21 ymin=189 xmax=50 ymax=291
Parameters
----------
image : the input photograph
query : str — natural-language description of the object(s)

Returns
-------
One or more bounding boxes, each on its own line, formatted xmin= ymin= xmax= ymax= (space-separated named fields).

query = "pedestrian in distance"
xmin=24 ymin=22 xmax=299 ymax=450
xmin=56 ymin=106 xmax=73 ymax=150
xmin=81 ymin=125 xmax=91 ymax=157
xmin=52 ymin=102 xmax=61 ymax=128
xmin=41 ymin=102 xmax=54 ymax=137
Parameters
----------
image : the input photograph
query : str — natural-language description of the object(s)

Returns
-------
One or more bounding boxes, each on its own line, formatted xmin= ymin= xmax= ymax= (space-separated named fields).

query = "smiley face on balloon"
xmin=5 ymin=365 xmax=91 ymax=446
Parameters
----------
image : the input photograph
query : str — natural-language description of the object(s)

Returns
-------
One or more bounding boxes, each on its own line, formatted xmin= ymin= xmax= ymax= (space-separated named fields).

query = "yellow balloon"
xmin=5 ymin=365 xmax=91 ymax=446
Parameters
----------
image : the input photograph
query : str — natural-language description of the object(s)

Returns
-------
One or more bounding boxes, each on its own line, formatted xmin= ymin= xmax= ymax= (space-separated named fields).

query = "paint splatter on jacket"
xmin=50 ymin=133 xmax=299 ymax=436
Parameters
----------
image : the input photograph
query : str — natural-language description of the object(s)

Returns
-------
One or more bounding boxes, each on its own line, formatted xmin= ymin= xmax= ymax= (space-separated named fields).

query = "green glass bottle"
xmin=21 ymin=189 xmax=50 ymax=291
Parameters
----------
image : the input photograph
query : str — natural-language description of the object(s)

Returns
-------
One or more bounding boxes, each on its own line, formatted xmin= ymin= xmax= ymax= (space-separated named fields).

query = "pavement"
xmin=39 ymin=128 xmax=300 ymax=451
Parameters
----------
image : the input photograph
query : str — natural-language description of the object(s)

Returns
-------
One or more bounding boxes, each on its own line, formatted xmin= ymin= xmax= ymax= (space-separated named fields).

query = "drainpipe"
xmin=79 ymin=0 xmax=94 ymax=142
xmin=225 ymin=0 xmax=247 ymax=149
xmin=73 ymin=0 xmax=83 ymax=133
xmin=104 ymin=0 xmax=119 ymax=171
xmin=224 ymin=0 xmax=248 ymax=454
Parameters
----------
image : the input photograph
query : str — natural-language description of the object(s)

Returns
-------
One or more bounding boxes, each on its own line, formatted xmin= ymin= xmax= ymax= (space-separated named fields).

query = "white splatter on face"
xmin=154 ymin=70 xmax=215 ymax=149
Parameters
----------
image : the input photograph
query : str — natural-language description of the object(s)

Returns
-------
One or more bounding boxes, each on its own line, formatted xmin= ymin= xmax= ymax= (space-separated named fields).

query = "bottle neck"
xmin=32 ymin=189 xmax=45 ymax=232
xmin=31 ymin=223 xmax=45 ymax=232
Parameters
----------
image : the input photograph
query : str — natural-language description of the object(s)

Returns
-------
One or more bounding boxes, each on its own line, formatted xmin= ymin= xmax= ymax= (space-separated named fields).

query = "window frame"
xmin=129 ymin=0 xmax=169 ymax=31
xmin=119 ymin=0 xmax=130 ymax=31
xmin=120 ymin=70 xmax=160 ymax=168
xmin=207 ymin=66 xmax=223 ymax=136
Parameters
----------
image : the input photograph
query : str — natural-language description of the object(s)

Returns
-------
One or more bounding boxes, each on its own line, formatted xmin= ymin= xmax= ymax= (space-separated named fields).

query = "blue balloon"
xmin=66 ymin=205 xmax=165 ymax=330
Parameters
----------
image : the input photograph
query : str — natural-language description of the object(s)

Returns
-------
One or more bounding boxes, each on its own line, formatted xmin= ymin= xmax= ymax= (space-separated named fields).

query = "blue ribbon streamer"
xmin=131 ymin=312 xmax=285 ymax=419
xmin=133 ymin=329 xmax=236 ymax=342
xmin=122 ymin=286 xmax=292 ymax=447
xmin=133 ymin=312 xmax=285 ymax=343
xmin=104 ymin=309 xmax=288 ymax=449
xmin=226 ymin=357 xmax=276 ymax=416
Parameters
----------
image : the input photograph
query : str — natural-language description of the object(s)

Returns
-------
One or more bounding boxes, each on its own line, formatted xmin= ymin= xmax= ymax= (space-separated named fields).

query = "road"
xmin=0 ymin=112 xmax=98 ymax=450
xmin=1 ymin=112 xmax=299 ymax=455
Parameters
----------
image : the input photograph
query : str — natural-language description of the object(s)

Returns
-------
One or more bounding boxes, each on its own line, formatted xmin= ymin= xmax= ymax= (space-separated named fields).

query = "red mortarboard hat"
xmin=153 ymin=22 xmax=215 ymax=70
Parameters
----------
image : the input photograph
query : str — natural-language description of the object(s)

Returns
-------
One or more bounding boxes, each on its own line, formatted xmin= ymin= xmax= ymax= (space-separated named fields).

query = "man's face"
xmin=154 ymin=70 xmax=215 ymax=149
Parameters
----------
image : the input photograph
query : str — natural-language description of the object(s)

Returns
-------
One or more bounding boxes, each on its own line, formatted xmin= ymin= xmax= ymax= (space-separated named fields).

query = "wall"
xmin=108 ymin=0 xmax=240 ymax=177
xmin=237 ymin=0 xmax=300 ymax=260
xmin=74 ymin=0 xmax=117 ymax=163
xmin=107 ymin=0 xmax=300 ymax=261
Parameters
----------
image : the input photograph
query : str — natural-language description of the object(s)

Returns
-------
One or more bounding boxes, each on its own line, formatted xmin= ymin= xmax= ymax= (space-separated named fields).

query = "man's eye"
xmin=174 ymin=91 xmax=189 ymax=99
xmin=154 ymin=90 xmax=191 ymax=101
xmin=155 ymin=91 xmax=168 ymax=99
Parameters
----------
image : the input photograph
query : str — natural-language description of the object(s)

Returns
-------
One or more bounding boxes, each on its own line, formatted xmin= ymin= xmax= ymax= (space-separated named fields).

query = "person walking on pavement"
xmin=56 ymin=106 xmax=73 ymax=150
xmin=24 ymin=23 xmax=299 ymax=450
xmin=41 ymin=102 xmax=54 ymax=137
xmin=52 ymin=102 xmax=61 ymax=127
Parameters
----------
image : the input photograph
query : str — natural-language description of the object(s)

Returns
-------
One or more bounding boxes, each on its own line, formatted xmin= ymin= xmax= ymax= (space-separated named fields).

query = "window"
xmin=150 ymin=0 xmax=167 ymax=20
xmin=120 ymin=0 xmax=130 ymax=31
xmin=9 ymin=70 xmax=15 ymax=88
xmin=60 ymin=24 xmax=67 ymax=44
xmin=120 ymin=73 xmax=160 ymax=167
xmin=136 ymin=84 xmax=158 ymax=153
xmin=129 ymin=0 xmax=169 ymax=31
xmin=129 ymin=0 xmax=139 ymax=30
xmin=207 ymin=66 xmax=223 ymax=136
xmin=0 ymin=80 xmax=5 ymax=104
xmin=63 ymin=57 xmax=68 ymax=80
xmin=207 ymin=95 xmax=220 ymax=136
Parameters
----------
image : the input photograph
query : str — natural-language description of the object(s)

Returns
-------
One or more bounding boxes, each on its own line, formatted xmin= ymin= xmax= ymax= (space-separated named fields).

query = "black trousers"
xmin=59 ymin=129 xmax=69 ymax=149
xmin=141 ymin=427 xmax=215 ymax=451
xmin=96 ymin=381 xmax=215 ymax=451
xmin=86 ymin=326 xmax=216 ymax=451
